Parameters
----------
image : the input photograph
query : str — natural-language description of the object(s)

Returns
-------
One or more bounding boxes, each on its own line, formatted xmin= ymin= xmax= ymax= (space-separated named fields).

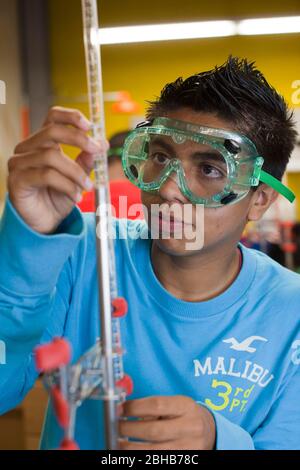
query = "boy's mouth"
xmin=160 ymin=211 xmax=195 ymax=225
xmin=149 ymin=212 xmax=195 ymax=236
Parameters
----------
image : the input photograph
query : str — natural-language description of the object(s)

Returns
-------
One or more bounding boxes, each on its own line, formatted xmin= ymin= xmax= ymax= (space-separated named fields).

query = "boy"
xmin=0 ymin=57 xmax=299 ymax=450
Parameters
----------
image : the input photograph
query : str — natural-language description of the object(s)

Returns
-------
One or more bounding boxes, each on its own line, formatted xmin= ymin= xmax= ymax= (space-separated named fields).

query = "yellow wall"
xmin=48 ymin=0 xmax=300 ymax=216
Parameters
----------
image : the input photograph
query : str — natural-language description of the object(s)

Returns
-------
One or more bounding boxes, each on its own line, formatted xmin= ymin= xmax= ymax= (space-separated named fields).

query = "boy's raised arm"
xmin=0 ymin=196 xmax=85 ymax=413
xmin=0 ymin=106 xmax=99 ymax=413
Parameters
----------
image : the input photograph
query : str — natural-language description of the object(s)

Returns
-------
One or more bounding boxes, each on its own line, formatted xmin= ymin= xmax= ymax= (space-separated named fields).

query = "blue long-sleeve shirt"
xmin=0 ymin=196 xmax=300 ymax=450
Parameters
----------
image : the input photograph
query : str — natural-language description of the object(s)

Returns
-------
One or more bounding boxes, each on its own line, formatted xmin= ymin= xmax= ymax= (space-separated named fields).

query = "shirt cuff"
xmin=210 ymin=409 xmax=255 ymax=450
xmin=0 ymin=195 xmax=85 ymax=295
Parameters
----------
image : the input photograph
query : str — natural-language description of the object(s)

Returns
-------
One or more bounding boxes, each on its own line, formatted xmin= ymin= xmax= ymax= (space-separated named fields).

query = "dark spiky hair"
xmin=146 ymin=56 xmax=297 ymax=181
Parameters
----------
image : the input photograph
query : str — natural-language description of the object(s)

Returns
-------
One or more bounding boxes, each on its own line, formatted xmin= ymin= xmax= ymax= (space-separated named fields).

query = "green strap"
xmin=259 ymin=169 xmax=295 ymax=203
xmin=108 ymin=147 xmax=123 ymax=158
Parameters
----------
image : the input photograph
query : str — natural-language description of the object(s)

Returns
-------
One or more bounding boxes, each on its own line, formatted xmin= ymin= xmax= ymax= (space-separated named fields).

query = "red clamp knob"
xmin=59 ymin=438 xmax=79 ymax=450
xmin=112 ymin=297 xmax=128 ymax=318
xmin=114 ymin=346 xmax=123 ymax=356
xmin=116 ymin=374 xmax=134 ymax=396
xmin=51 ymin=385 xmax=70 ymax=429
xmin=35 ymin=337 xmax=72 ymax=372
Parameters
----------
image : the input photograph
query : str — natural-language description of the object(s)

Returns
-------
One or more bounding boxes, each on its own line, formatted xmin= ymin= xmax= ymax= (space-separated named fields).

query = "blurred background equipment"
xmin=241 ymin=108 xmax=300 ymax=271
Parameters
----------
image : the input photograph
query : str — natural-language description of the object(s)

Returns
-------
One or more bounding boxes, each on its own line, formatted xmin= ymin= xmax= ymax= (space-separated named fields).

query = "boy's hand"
xmin=7 ymin=106 xmax=108 ymax=234
xmin=118 ymin=395 xmax=216 ymax=450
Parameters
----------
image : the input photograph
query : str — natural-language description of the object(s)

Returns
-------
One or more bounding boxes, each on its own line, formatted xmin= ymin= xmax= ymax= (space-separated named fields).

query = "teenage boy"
xmin=0 ymin=57 xmax=299 ymax=450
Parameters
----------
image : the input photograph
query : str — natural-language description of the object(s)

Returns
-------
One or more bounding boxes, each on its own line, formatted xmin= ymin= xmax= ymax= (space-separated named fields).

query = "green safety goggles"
xmin=121 ymin=117 xmax=295 ymax=207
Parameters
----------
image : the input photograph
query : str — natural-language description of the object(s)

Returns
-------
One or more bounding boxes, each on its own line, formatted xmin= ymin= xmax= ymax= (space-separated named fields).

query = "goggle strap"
xmin=259 ymin=169 xmax=295 ymax=203
xmin=108 ymin=147 xmax=123 ymax=157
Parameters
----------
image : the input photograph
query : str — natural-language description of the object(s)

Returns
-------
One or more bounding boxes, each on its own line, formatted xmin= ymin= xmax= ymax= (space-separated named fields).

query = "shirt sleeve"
xmin=200 ymin=403 xmax=254 ymax=450
xmin=210 ymin=409 xmax=255 ymax=449
xmin=0 ymin=196 xmax=84 ymax=413
xmin=252 ymin=357 xmax=300 ymax=450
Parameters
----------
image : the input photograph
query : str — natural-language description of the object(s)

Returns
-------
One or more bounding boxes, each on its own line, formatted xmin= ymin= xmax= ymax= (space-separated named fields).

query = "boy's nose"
xmin=158 ymin=171 xmax=188 ymax=203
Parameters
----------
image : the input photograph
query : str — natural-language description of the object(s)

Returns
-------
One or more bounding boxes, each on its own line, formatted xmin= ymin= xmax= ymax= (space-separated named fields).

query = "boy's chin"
xmin=153 ymin=238 xmax=203 ymax=257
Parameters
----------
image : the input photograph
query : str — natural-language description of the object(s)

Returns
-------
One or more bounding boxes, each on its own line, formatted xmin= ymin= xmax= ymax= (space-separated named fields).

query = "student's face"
xmin=141 ymin=107 xmax=275 ymax=257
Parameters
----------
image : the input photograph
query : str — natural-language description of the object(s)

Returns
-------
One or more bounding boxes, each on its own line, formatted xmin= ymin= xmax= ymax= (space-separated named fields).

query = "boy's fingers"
xmin=43 ymin=107 xmax=110 ymax=154
xmin=10 ymin=167 xmax=83 ymax=204
xmin=75 ymin=151 xmax=96 ymax=175
xmin=15 ymin=124 xmax=102 ymax=155
xmin=122 ymin=396 xmax=194 ymax=419
xmin=75 ymin=136 xmax=110 ymax=174
xmin=119 ymin=416 xmax=182 ymax=442
xmin=8 ymin=150 xmax=93 ymax=192
xmin=118 ymin=438 xmax=190 ymax=451
xmin=43 ymin=106 xmax=91 ymax=131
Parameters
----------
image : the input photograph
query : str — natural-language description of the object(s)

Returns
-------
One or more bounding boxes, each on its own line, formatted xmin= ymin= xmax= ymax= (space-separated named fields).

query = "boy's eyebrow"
xmin=192 ymin=152 xmax=225 ymax=164
xmin=150 ymin=136 xmax=225 ymax=162
xmin=150 ymin=136 xmax=175 ymax=153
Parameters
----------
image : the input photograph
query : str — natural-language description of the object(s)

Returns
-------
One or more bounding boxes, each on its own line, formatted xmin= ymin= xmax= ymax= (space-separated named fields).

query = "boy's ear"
xmin=247 ymin=185 xmax=278 ymax=222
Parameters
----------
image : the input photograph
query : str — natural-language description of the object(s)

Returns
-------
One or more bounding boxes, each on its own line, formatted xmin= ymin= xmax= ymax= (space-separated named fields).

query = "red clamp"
xmin=114 ymin=346 xmax=123 ymax=356
xmin=116 ymin=374 xmax=134 ymax=396
xmin=59 ymin=438 xmax=79 ymax=450
xmin=51 ymin=385 xmax=70 ymax=429
xmin=112 ymin=297 xmax=128 ymax=318
xmin=35 ymin=337 xmax=72 ymax=372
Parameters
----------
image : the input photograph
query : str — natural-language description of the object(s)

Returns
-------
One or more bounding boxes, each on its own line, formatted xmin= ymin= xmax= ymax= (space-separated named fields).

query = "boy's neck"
xmin=151 ymin=242 xmax=242 ymax=303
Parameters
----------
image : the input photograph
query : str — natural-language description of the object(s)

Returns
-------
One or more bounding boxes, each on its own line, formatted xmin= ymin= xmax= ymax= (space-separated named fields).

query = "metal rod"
xmin=81 ymin=0 xmax=120 ymax=449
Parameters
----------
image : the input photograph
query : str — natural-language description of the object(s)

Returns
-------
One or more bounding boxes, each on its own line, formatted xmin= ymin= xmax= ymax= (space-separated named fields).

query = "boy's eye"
xmin=151 ymin=152 xmax=170 ymax=165
xmin=200 ymin=163 xmax=225 ymax=178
